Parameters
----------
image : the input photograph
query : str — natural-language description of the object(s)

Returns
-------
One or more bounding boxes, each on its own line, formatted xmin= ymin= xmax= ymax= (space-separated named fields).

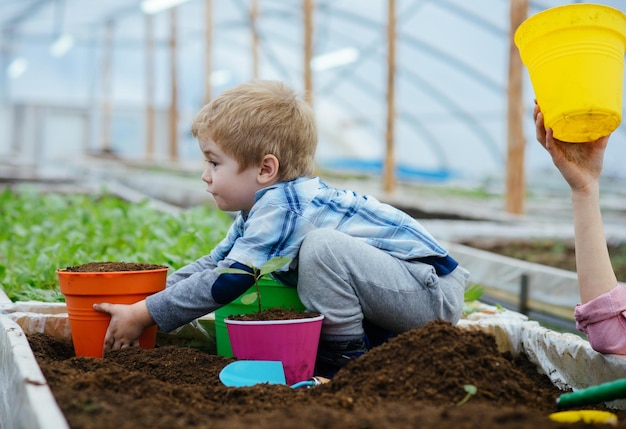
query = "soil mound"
xmin=28 ymin=319 xmax=624 ymax=429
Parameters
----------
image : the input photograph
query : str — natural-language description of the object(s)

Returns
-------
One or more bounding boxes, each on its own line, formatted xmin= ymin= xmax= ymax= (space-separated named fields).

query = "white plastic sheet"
xmin=0 ymin=315 xmax=69 ymax=429
xmin=459 ymin=303 xmax=626 ymax=410
xmin=447 ymin=242 xmax=580 ymax=318
xmin=0 ymin=301 xmax=71 ymax=339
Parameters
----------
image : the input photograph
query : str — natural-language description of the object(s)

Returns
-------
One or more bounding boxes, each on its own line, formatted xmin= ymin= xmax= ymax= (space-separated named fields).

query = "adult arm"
xmin=535 ymin=104 xmax=626 ymax=355
xmin=534 ymin=104 xmax=616 ymax=302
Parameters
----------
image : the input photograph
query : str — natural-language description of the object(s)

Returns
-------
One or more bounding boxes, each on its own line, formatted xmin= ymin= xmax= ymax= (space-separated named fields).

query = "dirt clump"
xmin=227 ymin=307 xmax=321 ymax=321
xmin=462 ymin=239 xmax=626 ymax=282
xmin=61 ymin=262 xmax=168 ymax=272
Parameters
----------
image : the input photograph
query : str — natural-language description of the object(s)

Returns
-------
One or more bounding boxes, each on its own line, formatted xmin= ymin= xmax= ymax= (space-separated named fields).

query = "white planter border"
xmin=0 ymin=314 xmax=69 ymax=429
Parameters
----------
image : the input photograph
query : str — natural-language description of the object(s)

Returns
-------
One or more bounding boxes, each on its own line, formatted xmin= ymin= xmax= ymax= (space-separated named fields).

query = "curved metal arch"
xmin=251 ymin=5 xmax=502 ymax=171
xmin=305 ymin=4 xmax=503 ymax=165
xmin=317 ymin=90 xmax=451 ymax=174
xmin=253 ymin=24 xmax=452 ymax=171
xmin=316 ymin=5 xmax=504 ymax=95
xmin=396 ymin=66 xmax=502 ymax=165
xmin=431 ymin=0 xmax=506 ymax=38
xmin=321 ymin=69 xmax=452 ymax=170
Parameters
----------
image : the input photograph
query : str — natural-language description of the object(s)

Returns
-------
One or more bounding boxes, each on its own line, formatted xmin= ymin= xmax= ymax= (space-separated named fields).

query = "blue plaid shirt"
xmin=146 ymin=176 xmax=456 ymax=332
xmin=216 ymin=176 xmax=450 ymax=267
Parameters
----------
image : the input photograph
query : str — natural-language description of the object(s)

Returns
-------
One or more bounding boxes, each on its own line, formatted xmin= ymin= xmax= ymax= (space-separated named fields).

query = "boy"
xmin=94 ymin=80 xmax=470 ymax=373
xmin=534 ymin=102 xmax=626 ymax=354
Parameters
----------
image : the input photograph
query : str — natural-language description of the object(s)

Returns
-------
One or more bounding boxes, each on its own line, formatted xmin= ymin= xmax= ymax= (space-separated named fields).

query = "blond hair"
xmin=191 ymin=80 xmax=317 ymax=181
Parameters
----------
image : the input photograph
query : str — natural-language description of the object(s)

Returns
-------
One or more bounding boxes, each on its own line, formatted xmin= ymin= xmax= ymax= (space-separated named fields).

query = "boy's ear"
xmin=257 ymin=154 xmax=279 ymax=185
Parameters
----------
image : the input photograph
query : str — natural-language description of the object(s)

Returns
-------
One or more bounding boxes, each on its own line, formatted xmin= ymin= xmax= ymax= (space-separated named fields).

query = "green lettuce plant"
xmin=0 ymin=188 xmax=232 ymax=302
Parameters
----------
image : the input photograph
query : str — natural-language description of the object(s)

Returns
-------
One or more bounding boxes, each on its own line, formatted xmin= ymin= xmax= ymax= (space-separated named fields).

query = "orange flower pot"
xmin=57 ymin=267 xmax=168 ymax=357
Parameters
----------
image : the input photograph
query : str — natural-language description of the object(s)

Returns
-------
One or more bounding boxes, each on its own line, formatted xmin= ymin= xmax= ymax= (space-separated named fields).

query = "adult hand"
xmin=534 ymin=102 xmax=609 ymax=193
xmin=93 ymin=300 xmax=155 ymax=352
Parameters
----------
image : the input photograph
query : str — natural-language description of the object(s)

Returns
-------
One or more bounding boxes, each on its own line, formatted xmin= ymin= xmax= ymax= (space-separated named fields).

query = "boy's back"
xmin=226 ymin=176 xmax=449 ymax=269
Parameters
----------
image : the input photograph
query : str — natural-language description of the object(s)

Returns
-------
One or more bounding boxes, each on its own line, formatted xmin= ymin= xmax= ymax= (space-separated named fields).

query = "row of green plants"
xmin=0 ymin=187 xmax=233 ymax=302
xmin=1 ymin=187 xmax=488 ymax=310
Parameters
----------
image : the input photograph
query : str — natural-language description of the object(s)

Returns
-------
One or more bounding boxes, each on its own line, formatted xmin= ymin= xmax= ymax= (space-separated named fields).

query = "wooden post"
xmin=145 ymin=13 xmax=155 ymax=161
xmin=303 ymin=0 xmax=314 ymax=107
xmin=506 ymin=0 xmax=528 ymax=214
xmin=101 ymin=20 xmax=114 ymax=155
xmin=251 ymin=0 xmax=259 ymax=80
xmin=383 ymin=0 xmax=396 ymax=193
xmin=168 ymin=7 xmax=179 ymax=162
xmin=204 ymin=0 xmax=213 ymax=105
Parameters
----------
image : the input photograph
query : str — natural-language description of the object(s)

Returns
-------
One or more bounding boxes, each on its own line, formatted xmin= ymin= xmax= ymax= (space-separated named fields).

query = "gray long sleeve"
xmin=146 ymin=256 xmax=229 ymax=332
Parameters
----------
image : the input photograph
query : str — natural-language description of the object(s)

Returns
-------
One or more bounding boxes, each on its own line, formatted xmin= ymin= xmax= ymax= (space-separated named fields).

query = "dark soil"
xmin=29 ymin=320 xmax=626 ymax=429
xmin=462 ymin=239 xmax=626 ymax=282
xmin=229 ymin=307 xmax=321 ymax=321
xmin=61 ymin=262 xmax=168 ymax=272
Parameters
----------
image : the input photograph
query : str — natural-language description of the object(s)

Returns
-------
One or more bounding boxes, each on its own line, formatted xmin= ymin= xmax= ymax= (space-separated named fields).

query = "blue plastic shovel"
xmin=219 ymin=360 xmax=325 ymax=389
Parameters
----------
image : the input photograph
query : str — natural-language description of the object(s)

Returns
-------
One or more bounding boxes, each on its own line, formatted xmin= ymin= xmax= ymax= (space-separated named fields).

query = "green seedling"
xmin=462 ymin=283 xmax=484 ymax=316
xmin=218 ymin=256 xmax=292 ymax=313
xmin=456 ymin=384 xmax=477 ymax=407
xmin=464 ymin=283 xmax=484 ymax=302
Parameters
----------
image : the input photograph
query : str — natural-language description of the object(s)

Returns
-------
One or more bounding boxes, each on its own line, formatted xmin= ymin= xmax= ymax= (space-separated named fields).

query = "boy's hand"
xmin=534 ymin=102 xmax=609 ymax=193
xmin=93 ymin=300 xmax=155 ymax=352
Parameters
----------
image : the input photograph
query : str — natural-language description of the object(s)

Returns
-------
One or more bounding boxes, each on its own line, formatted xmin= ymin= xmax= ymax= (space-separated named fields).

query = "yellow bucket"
xmin=515 ymin=4 xmax=626 ymax=142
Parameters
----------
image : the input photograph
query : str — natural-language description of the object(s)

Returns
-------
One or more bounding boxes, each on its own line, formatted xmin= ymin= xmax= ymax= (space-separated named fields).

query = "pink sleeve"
xmin=574 ymin=283 xmax=626 ymax=355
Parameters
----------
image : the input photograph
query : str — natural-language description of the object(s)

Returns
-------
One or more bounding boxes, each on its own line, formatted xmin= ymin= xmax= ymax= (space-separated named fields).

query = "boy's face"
xmin=199 ymin=137 xmax=265 ymax=212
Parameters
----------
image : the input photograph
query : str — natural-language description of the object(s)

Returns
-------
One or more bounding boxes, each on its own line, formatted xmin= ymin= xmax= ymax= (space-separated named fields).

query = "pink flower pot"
xmin=225 ymin=314 xmax=324 ymax=385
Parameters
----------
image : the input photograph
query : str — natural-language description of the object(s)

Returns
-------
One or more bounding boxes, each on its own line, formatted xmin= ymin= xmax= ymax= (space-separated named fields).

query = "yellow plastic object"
xmin=549 ymin=410 xmax=618 ymax=425
xmin=515 ymin=4 xmax=626 ymax=142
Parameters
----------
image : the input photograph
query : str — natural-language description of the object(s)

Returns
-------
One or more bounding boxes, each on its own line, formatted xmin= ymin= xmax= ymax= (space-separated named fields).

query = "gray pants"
xmin=297 ymin=228 xmax=470 ymax=341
